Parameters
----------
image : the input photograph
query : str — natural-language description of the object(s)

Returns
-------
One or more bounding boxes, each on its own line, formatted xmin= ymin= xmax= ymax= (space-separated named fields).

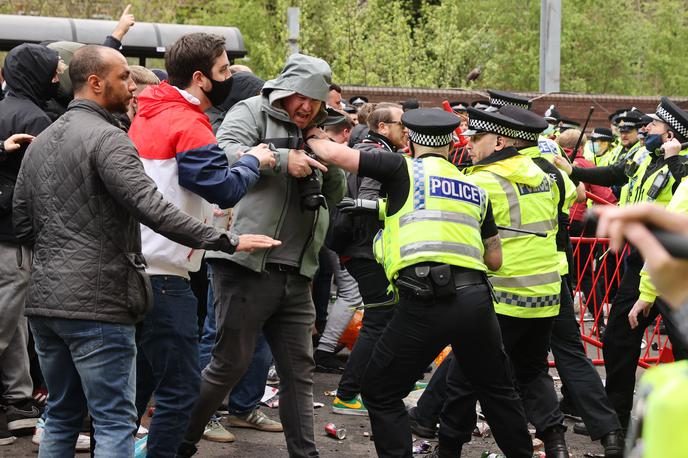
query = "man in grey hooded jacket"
xmin=180 ymin=54 xmax=345 ymax=458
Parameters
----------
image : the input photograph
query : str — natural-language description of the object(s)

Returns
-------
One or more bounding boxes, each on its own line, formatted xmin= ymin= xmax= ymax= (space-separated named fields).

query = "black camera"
xmin=298 ymin=148 xmax=327 ymax=211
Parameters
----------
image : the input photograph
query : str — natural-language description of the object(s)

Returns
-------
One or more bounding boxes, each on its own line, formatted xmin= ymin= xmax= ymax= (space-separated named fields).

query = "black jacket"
xmin=337 ymin=132 xmax=399 ymax=260
xmin=13 ymin=99 xmax=231 ymax=324
xmin=0 ymin=44 xmax=59 ymax=242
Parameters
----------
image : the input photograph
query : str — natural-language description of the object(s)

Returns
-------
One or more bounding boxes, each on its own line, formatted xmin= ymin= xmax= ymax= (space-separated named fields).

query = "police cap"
xmin=349 ymin=96 xmax=368 ymax=106
xmin=470 ymin=100 xmax=491 ymax=111
xmin=487 ymin=89 xmax=532 ymax=110
xmin=497 ymin=105 xmax=548 ymax=141
xmin=559 ymin=117 xmax=581 ymax=133
xmin=648 ymin=97 xmax=688 ymax=143
xmin=543 ymin=104 xmax=561 ymax=123
xmin=449 ymin=100 xmax=469 ymax=112
xmin=463 ymin=107 xmax=519 ymax=138
xmin=617 ymin=110 xmax=641 ymax=132
xmin=608 ymin=108 xmax=631 ymax=124
xmin=401 ymin=100 xmax=421 ymax=111
xmin=590 ymin=127 xmax=614 ymax=142
xmin=401 ymin=109 xmax=460 ymax=147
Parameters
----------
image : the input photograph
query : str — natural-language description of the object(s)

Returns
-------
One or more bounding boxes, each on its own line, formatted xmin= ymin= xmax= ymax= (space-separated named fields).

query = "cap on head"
xmin=590 ymin=127 xmax=614 ymax=142
xmin=401 ymin=100 xmax=420 ymax=111
xmin=497 ymin=105 xmax=548 ymax=141
xmin=616 ymin=110 xmax=641 ymax=132
xmin=349 ymin=95 xmax=369 ymax=106
xmin=464 ymin=107 xmax=519 ymax=138
xmin=649 ymin=97 xmax=688 ymax=143
xmin=487 ymin=89 xmax=532 ymax=110
xmin=402 ymin=109 xmax=459 ymax=147
xmin=449 ymin=100 xmax=469 ymax=113
xmin=321 ymin=107 xmax=348 ymax=127
xmin=559 ymin=117 xmax=581 ymax=133
xmin=470 ymin=100 xmax=491 ymax=111
xmin=543 ymin=104 xmax=561 ymax=123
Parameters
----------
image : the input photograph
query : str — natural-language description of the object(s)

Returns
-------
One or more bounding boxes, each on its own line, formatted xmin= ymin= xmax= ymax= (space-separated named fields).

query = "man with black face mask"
xmin=0 ymin=43 xmax=61 ymax=434
xmin=128 ymin=33 xmax=279 ymax=457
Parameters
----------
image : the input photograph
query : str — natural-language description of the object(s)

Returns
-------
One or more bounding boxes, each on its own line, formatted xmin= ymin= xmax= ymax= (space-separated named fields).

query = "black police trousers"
xmin=416 ymin=277 xmax=620 ymax=441
xmin=337 ymin=258 xmax=395 ymax=401
xmin=603 ymin=250 xmax=688 ymax=428
xmin=442 ymin=312 xmax=564 ymax=443
xmin=553 ymin=277 xmax=620 ymax=439
xmin=359 ymin=282 xmax=532 ymax=458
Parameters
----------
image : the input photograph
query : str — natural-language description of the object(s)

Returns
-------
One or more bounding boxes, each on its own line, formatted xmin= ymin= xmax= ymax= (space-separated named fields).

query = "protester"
xmin=0 ymin=43 xmax=63 ymax=437
xmin=12 ymin=44 xmax=278 ymax=457
xmin=179 ymin=53 xmax=345 ymax=458
xmin=128 ymin=32 xmax=278 ymax=457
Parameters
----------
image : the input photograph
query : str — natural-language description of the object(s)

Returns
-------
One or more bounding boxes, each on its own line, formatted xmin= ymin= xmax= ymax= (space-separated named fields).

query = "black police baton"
xmin=659 ymin=141 xmax=688 ymax=154
xmin=496 ymin=226 xmax=547 ymax=238
xmin=584 ymin=210 xmax=688 ymax=259
xmin=572 ymin=106 xmax=594 ymax=158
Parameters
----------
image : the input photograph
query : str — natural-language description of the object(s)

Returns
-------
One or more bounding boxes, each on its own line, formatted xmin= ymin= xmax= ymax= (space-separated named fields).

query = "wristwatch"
xmin=0 ymin=139 xmax=6 ymax=162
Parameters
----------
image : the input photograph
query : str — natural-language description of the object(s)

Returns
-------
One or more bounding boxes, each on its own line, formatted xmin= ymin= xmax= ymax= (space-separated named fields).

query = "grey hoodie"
xmin=212 ymin=54 xmax=346 ymax=279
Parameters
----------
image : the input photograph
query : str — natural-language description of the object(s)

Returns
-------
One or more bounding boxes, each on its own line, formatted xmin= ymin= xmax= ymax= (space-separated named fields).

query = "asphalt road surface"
xmin=1 ymin=367 xmax=609 ymax=457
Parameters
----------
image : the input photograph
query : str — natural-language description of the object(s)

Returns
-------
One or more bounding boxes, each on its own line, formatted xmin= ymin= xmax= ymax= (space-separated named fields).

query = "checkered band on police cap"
xmin=509 ymin=129 xmax=540 ymax=142
xmin=408 ymin=129 xmax=454 ymax=147
xmin=656 ymin=103 xmax=688 ymax=142
xmin=468 ymin=117 xmax=518 ymax=138
xmin=490 ymin=97 xmax=530 ymax=110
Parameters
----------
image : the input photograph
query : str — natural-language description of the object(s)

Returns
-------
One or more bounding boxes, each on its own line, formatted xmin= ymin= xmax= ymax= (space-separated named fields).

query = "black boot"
xmin=601 ymin=429 xmax=624 ymax=458
xmin=542 ymin=424 xmax=569 ymax=458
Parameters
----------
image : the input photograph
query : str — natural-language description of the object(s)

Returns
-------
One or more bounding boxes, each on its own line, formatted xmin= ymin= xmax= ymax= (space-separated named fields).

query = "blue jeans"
xmin=135 ymin=275 xmax=200 ymax=457
xmin=199 ymin=263 xmax=273 ymax=415
xmin=29 ymin=317 xmax=136 ymax=458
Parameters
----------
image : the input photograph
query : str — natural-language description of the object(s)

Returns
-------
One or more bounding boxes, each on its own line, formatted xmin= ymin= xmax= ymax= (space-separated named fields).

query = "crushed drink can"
xmin=412 ymin=440 xmax=432 ymax=454
xmin=325 ymin=422 xmax=346 ymax=440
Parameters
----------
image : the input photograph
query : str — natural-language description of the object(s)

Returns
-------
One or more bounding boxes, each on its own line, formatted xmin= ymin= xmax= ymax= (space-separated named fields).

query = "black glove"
xmin=337 ymin=197 xmax=378 ymax=214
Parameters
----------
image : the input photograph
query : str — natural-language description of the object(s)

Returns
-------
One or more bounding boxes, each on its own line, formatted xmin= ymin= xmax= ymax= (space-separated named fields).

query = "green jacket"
xmin=210 ymin=54 xmax=346 ymax=279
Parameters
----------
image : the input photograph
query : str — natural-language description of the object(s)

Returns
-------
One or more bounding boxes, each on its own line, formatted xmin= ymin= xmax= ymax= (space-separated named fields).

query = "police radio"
xmin=646 ymin=170 xmax=670 ymax=201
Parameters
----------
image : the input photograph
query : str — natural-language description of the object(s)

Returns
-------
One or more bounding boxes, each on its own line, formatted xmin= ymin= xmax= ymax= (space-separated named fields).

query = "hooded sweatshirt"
xmin=212 ymin=54 xmax=346 ymax=279
xmin=128 ymin=81 xmax=260 ymax=277
xmin=0 ymin=43 xmax=59 ymax=242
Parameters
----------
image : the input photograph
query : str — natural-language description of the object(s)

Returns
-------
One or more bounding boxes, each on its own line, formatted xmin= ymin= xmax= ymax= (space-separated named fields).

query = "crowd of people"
xmin=1 ymin=6 xmax=688 ymax=458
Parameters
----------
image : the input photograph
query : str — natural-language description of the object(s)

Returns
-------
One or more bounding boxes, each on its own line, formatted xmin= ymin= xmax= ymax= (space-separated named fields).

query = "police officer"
xmin=607 ymin=110 xmax=643 ymax=167
xmin=499 ymin=104 xmax=624 ymax=457
xmin=305 ymin=109 xmax=532 ymax=458
xmin=589 ymin=127 xmax=616 ymax=166
xmin=450 ymin=106 xmax=569 ymax=458
xmin=554 ymin=97 xmax=688 ymax=430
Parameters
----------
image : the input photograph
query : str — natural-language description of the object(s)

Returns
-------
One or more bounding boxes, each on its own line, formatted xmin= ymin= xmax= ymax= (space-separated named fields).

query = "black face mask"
xmin=644 ymin=134 xmax=664 ymax=154
xmin=202 ymin=74 xmax=233 ymax=108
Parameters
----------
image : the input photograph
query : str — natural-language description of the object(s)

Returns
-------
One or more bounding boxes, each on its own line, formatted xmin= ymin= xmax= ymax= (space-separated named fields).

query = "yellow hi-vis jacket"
xmin=373 ymin=156 xmax=488 ymax=284
xmin=464 ymin=152 xmax=561 ymax=318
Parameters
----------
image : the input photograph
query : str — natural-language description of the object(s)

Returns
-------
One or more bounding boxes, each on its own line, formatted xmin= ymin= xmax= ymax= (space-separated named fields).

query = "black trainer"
xmin=6 ymin=399 xmax=41 ymax=432
xmin=314 ymin=350 xmax=345 ymax=374
xmin=573 ymin=421 xmax=589 ymax=436
xmin=408 ymin=406 xmax=438 ymax=438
